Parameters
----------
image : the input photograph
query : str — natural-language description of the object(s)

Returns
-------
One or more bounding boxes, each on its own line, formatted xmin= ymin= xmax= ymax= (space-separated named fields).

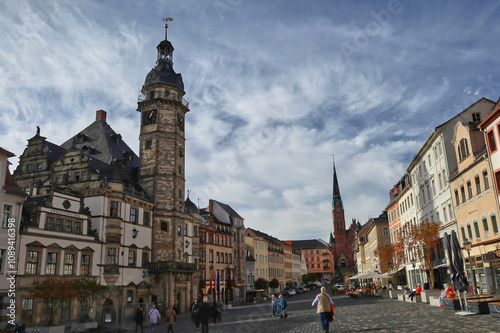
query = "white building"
xmin=407 ymin=98 xmax=496 ymax=288
xmin=0 ymin=147 xmax=27 ymax=328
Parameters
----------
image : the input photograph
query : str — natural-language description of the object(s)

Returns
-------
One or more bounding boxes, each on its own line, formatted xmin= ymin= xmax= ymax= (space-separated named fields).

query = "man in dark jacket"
xmin=198 ymin=298 xmax=212 ymax=333
xmin=192 ymin=300 xmax=201 ymax=328
xmin=134 ymin=307 xmax=144 ymax=333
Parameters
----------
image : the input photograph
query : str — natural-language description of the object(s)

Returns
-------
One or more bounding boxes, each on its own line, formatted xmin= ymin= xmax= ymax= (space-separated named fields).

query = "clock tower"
xmin=138 ymin=20 xmax=197 ymax=311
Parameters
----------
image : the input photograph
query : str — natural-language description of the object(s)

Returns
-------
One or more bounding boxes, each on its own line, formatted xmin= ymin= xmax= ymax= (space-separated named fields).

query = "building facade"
xmin=475 ymin=103 xmax=500 ymax=293
xmin=406 ymin=98 xmax=496 ymax=289
xmin=198 ymin=200 xmax=245 ymax=303
xmin=330 ymin=160 xmax=356 ymax=281
xmin=0 ymin=148 xmax=26 ymax=327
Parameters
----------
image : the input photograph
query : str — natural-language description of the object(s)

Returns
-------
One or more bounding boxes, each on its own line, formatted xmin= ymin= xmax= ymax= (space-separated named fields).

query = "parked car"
xmin=288 ymin=289 xmax=297 ymax=296
xmin=276 ymin=290 xmax=290 ymax=298
xmin=333 ymin=283 xmax=346 ymax=292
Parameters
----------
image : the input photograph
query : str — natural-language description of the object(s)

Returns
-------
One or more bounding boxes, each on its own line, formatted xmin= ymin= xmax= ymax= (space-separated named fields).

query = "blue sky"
xmin=2 ymin=0 xmax=500 ymax=241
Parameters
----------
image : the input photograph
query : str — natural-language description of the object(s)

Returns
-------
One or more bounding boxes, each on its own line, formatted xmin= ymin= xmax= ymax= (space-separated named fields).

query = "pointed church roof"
xmin=333 ymin=158 xmax=343 ymax=209
xmin=329 ymin=232 xmax=335 ymax=244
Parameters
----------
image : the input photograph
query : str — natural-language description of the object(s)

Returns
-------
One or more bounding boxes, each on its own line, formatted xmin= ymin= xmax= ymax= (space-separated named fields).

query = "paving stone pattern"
xmin=153 ymin=291 xmax=500 ymax=333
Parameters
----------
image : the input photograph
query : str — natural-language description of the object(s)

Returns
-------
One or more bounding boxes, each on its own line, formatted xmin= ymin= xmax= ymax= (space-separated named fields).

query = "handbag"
xmin=328 ymin=304 xmax=335 ymax=322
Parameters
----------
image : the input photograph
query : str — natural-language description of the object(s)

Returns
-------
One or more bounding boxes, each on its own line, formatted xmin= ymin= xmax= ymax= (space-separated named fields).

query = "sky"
xmin=2 ymin=0 xmax=500 ymax=242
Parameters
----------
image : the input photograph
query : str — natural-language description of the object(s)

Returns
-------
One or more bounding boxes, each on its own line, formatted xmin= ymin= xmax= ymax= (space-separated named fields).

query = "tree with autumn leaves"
xmin=375 ymin=220 xmax=441 ymax=289
xmin=32 ymin=276 xmax=106 ymax=325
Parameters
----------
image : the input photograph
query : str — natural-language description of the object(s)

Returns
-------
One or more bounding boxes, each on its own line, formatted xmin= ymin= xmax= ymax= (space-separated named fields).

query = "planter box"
xmin=466 ymin=297 xmax=500 ymax=315
xmin=429 ymin=296 xmax=440 ymax=307
xmin=406 ymin=295 xmax=422 ymax=303
xmin=389 ymin=290 xmax=404 ymax=299
xmin=397 ymin=294 xmax=406 ymax=301
xmin=488 ymin=302 xmax=500 ymax=318
xmin=443 ymin=298 xmax=461 ymax=310
xmin=421 ymin=290 xmax=441 ymax=303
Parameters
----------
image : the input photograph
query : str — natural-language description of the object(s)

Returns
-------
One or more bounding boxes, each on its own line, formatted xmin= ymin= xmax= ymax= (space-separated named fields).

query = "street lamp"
xmin=463 ymin=239 xmax=476 ymax=296
xmin=410 ymin=257 xmax=417 ymax=289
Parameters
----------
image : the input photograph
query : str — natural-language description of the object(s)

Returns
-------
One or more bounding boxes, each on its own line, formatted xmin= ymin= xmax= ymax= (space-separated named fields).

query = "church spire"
xmin=332 ymin=156 xmax=343 ymax=210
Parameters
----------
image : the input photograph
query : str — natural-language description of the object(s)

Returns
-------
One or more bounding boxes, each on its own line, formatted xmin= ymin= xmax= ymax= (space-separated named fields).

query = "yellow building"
xmin=245 ymin=228 xmax=269 ymax=282
xmin=283 ymin=242 xmax=294 ymax=287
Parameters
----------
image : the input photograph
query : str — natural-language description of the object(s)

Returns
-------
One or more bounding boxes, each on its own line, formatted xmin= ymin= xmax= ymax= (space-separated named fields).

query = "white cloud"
xmin=2 ymin=0 xmax=500 ymax=243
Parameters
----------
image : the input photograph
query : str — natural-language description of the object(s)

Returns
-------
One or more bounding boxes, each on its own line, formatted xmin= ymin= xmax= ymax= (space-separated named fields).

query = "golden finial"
xmin=162 ymin=17 xmax=173 ymax=40
xmin=163 ymin=17 xmax=173 ymax=28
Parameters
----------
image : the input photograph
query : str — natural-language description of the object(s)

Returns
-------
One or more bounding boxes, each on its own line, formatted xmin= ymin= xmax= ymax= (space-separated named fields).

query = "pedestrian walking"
xmin=192 ymin=300 xmax=201 ymax=328
xmin=217 ymin=301 xmax=223 ymax=322
xmin=165 ymin=305 xmax=177 ymax=333
xmin=271 ymin=295 xmax=279 ymax=317
xmin=211 ymin=301 xmax=220 ymax=327
xmin=312 ymin=286 xmax=334 ymax=333
xmin=279 ymin=294 xmax=288 ymax=318
xmin=198 ymin=298 xmax=212 ymax=333
xmin=134 ymin=306 xmax=144 ymax=333
xmin=173 ymin=303 xmax=179 ymax=323
xmin=147 ymin=304 xmax=161 ymax=333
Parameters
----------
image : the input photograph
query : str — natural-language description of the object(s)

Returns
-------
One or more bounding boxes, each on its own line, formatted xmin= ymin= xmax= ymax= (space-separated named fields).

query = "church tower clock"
xmin=138 ymin=19 xmax=196 ymax=311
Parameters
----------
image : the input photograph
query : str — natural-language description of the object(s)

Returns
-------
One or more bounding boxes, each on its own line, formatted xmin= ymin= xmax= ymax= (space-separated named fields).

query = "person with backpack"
xmin=148 ymin=304 xmax=161 ymax=333
xmin=312 ymin=287 xmax=334 ymax=333
xmin=271 ymin=295 xmax=279 ymax=317
xmin=279 ymin=294 xmax=288 ymax=318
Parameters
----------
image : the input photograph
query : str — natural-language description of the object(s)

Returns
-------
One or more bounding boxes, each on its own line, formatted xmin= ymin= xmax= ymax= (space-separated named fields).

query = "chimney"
xmin=96 ymin=110 xmax=107 ymax=121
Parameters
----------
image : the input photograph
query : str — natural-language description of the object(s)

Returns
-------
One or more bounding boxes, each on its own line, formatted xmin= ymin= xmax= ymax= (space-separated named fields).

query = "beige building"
xmin=472 ymin=105 xmax=500 ymax=293
xmin=353 ymin=212 xmax=391 ymax=285
xmin=245 ymin=229 xmax=269 ymax=281
xmin=283 ymin=242 xmax=293 ymax=287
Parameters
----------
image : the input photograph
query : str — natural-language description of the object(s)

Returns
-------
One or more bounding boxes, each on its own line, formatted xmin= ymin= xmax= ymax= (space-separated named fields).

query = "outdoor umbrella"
xmin=450 ymin=230 xmax=469 ymax=292
xmin=443 ymin=232 xmax=457 ymax=290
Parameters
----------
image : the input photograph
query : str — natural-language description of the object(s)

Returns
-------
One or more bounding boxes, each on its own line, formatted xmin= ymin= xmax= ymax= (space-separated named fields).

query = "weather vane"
xmin=163 ymin=17 xmax=173 ymax=39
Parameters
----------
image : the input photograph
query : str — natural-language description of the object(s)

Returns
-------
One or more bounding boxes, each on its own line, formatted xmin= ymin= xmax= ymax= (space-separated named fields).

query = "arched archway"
xmin=101 ymin=298 xmax=116 ymax=325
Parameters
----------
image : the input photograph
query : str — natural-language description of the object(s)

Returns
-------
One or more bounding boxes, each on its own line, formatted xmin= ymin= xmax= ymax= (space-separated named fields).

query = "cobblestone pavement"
xmin=156 ymin=290 xmax=500 ymax=333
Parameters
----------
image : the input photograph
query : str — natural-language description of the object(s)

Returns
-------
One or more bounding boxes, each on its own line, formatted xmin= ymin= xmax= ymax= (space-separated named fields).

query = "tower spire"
xmin=163 ymin=17 xmax=173 ymax=40
xmin=333 ymin=156 xmax=343 ymax=210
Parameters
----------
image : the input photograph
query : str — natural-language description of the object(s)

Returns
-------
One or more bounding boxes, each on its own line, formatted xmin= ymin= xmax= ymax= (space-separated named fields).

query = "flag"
xmin=216 ymin=271 xmax=220 ymax=293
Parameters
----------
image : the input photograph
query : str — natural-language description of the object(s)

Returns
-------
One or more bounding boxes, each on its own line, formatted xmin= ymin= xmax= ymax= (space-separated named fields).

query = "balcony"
xmin=138 ymin=92 xmax=189 ymax=109
xmin=146 ymin=261 xmax=197 ymax=274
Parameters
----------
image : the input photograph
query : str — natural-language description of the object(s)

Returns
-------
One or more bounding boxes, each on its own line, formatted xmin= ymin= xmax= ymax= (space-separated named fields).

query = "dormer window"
xmin=458 ymin=138 xmax=470 ymax=161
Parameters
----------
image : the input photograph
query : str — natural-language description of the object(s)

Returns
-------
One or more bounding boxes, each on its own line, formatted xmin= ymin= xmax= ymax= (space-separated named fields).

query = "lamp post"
xmin=410 ymin=257 xmax=417 ymax=289
xmin=463 ymin=239 xmax=476 ymax=296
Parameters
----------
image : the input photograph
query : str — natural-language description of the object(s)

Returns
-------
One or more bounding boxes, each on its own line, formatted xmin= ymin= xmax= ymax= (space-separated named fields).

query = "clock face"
xmin=142 ymin=110 xmax=157 ymax=126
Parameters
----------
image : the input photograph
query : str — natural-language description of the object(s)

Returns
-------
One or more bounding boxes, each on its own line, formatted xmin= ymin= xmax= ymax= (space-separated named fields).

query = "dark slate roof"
xmin=247 ymin=228 xmax=282 ymax=244
xmin=329 ymin=232 xmax=334 ymax=244
xmin=144 ymin=60 xmax=184 ymax=92
xmin=61 ymin=119 xmax=139 ymax=167
xmin=212 ymin=200 xmax=243 ymax=220
xmin=291 ymin=239 xmax=331 ymax=251
xmin=184 ymin=196 xmax=199 ymax=216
